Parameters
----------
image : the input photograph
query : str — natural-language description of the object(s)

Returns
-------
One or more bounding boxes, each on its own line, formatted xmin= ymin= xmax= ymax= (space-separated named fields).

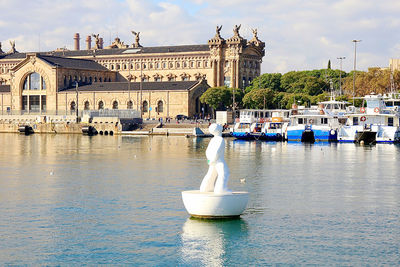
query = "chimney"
xmin=99 ymin=37 xmax=104 ymax=49
xmin=74 ymin=33 xmax=80 ymax=50
xmin=86 ymin=35 xmax=91 ymax=50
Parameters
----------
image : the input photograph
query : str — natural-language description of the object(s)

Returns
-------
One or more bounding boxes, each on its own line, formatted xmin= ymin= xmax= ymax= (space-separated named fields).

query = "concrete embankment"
xmin=0 ymin=121 xmax=220 ymax=137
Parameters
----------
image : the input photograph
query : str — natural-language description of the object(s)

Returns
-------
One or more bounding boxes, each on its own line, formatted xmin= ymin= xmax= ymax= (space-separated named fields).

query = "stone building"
xmin=0 ymin=26 xmax=265 ymax=118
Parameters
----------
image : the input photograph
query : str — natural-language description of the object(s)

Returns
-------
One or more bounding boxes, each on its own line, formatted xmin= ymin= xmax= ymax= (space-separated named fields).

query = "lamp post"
xmin=74 ymin=81 xmax=79 ymax=122
xmin=140 ymin=51 xmax=143 ymax=120
xmin=128 ymin=58 xmax=131 ymax=108
xmin=352 ymin=40 xmax=361 ymax=105
xmin=337 ymin=57 xmax=345 ymax=96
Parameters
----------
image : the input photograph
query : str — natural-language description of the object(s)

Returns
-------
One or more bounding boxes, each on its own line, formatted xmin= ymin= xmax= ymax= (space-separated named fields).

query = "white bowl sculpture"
xmin=182 ymin=123 xmax=249 ymax=218
xmin=182 ymin=190 xmax=249 ymax=218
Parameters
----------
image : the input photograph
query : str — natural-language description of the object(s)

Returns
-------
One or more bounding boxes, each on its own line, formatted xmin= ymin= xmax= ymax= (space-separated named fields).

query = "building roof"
xmin=61 ymin=80 xmax=204 ymax=92
xmin=0 ymin=85 xmax=10 ymax=93
xmin=0 ymin=44 xmax=210 ymax=60
xmin=38 ymin=55 xmax=109 ymax=71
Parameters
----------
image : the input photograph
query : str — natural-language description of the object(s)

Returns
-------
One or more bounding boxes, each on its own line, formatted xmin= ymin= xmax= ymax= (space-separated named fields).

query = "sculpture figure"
xmin=131 ymin=30 xmax=142 ymax=48
xmin=216 ymin=25 xmax=222 ymax=36
xmin=92 ymin=34 xmax=100 ymax=49
xmin=200 ymin=123 xmax=231 ymax=194
xmin=252 ymin=28 xmax=258 ymax=38
xmin=0 ymin=42 xmax=3 ymax=54
xmin=8 ymin=40 xmax=17 ymax=54
xmin=233 ymin=24 xmax=241 ymax=36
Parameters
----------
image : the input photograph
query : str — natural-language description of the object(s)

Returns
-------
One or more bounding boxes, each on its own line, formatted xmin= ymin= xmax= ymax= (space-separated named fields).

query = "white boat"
xmin=230 ymin=109 xmax=289 ymax=140
xmin=338 ymin=94 xmax=400 ymax=144
xmin=286 ymin=100 xmax=348 ymax=142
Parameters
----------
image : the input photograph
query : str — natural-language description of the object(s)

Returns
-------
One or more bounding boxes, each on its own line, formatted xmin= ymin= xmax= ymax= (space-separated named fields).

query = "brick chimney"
xmin=86 ymin=35 xmax=91 ymax=50
xmin=99 ymin=37 xmax=104 ymax=49
xmin=73 ymin=33 xmax=80 ymax=50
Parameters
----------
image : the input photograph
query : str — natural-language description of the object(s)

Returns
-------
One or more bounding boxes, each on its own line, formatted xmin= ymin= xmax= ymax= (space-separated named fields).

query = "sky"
xmin=1 ymin=0 xmax=400 ymax=74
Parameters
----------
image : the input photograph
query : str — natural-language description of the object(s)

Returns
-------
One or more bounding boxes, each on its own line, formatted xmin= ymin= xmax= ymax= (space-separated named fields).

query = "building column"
xmin=217 ymin=60 xmax=222 ymax=87
xmin=167 ymin=91 xmax=169 ymax=118
xmin=236 ymin=59 xmax=240 ymax=88
xmin=39 ymin=93 xmax=42 ymax=114
xmin=230 ymin=60 xmax=235 ymax=88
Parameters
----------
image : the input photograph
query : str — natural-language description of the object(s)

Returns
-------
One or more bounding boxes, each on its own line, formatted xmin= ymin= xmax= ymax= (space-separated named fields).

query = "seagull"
xmin=50 ymin=171 xmax=54 ymax=176
xmin=240 ymin=178 xmax=246 ymax=184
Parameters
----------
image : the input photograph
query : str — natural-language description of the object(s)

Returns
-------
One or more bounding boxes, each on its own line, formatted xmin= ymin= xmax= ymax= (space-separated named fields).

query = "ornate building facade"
xmin=0 ymin=26 xmax=265 ymax=118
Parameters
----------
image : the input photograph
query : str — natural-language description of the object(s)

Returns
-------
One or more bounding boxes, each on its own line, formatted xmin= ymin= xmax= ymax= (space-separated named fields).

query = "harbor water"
xmin=0 ymin=134 xmax=399 ymax=265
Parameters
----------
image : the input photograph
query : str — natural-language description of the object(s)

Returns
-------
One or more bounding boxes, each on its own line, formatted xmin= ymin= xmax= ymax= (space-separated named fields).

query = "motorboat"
xmin=286 ymin=100 xmax=348 ymax=142
xmin=338 ymin=93 xmax=400 ymax=144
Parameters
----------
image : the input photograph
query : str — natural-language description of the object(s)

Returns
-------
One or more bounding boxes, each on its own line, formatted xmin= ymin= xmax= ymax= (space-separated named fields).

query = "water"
xmin=0 ymin=134 xmax=399 ymax=265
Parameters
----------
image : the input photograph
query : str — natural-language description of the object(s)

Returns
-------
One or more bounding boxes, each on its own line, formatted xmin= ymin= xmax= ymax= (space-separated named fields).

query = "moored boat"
xmin=286 ymin=100 xmax=348 ymax=142
xmin=338 ymin=94 xmax=400 ymax=144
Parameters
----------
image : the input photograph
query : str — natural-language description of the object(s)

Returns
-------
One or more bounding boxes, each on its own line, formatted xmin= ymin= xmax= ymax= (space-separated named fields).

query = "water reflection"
xmin=180 ymin=218 xmax=248 ymax=266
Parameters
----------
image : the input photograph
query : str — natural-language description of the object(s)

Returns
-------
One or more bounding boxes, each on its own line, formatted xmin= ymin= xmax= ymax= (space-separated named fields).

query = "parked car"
xmin=175 ymin=114 xmax=188 ymax=120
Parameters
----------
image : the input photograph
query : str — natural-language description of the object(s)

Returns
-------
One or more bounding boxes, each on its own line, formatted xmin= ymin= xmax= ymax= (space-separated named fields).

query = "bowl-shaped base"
xmin=182 ymin=190 xmax=249 ymax=218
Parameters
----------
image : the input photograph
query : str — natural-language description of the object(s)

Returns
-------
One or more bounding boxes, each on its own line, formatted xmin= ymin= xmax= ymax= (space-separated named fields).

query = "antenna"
xmin=38 ymin=33 xmax=40 ymax=52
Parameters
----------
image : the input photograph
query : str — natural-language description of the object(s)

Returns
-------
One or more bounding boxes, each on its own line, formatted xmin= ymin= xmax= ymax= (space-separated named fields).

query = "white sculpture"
xmin=200 ymin=123 xmax=231 ymax=194
xmin=181 ymin=123 xmax=249 ymax=218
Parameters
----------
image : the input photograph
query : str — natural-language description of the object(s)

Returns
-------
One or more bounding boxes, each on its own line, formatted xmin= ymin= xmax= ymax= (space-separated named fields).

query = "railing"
xmin=82 ymin=109 xmax=141 ymax=118
xmin=0 ymin=110 xmax=83 ymax=116
xmin=0 ymin=109 xmax=141 ymax=118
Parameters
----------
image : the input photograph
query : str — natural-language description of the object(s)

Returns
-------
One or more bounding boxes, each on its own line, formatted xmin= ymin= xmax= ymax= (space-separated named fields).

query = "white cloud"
xmin=1 ymin=0 xmax=400 ymax=73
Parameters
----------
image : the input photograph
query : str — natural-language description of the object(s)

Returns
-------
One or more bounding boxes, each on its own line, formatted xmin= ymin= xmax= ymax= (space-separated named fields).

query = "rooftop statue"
xmin=8 ymin=40 xmax=17 ymax=54
xmin=233 ymin=24 xmax=241 ymax=36
xmin=131 ymin=30 xmax=142 ymax=48
xmin=92 ymin=34 xmax=100 ymax=49
xmin=252 ymin=28 xmax=258 ymax=38
xmin=0 ymin=42 xmax=3 ymax=54
xmin=216 ymin=25 xmax=222 ymax=36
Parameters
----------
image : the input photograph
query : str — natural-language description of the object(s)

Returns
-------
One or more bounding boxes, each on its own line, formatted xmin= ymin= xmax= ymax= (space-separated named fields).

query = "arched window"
xmin=84 ymin=101 xmax=90 ymax=110
xmin=70 ymin=101 xmax=76 ymax=113
xmin=157 ymin=100 xmax=163 ymax=113
xmin=127 ymin=100 xmax=133 ymax=109
xmin=143 ymin=101 xmax=148 ymax=112
xmin=112 ymin=100 xmax=118 ymax=109
xmin=89 ymin=77 xmax=92 ymax=84
xmin=98 ymin=101 xmax=104 ymax=110
xmin=22 ymin=72 xmax=46 ymax=90
xmin=94 ymin=77 xmax=97 ymax=82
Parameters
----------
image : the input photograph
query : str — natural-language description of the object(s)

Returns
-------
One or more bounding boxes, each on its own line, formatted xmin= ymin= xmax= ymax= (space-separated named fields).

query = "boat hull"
xmin=287 ymin=127 xmax=336 ymax=142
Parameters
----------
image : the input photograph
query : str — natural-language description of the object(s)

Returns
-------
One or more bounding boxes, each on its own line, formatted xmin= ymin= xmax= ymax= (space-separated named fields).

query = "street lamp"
xmin=352 ymin=40 xmax=361 ymax=105
xmin=128 ymin=58 xmax=131 ymax=107
xmin=337 ymin=57 xmax=345 ymax=96
xmin=73 ymin=81 xmax=79 ymax=123
xmin=140 ymin=50 xmax=143 ymax=120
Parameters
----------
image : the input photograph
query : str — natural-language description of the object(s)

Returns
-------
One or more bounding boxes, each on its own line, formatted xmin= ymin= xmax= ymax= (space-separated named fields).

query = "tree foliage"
xmin=199 ymin=86 xmax=242 ymax=110
xmin=242 ymin=88 xmax=275 ymax=109
xmin=342 ymin=68 xmax=400 ymax=96
xmin=200 ymin=67 xmax=400 ymax=112
xmin=245 ymin=73 xmax=282 ymax=93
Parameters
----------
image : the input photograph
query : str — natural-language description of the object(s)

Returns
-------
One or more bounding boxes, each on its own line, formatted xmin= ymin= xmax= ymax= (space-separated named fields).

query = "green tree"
xmin=245 ymin=73 xmax=282 ymax=93
xmin=199 ymin=86 xmax=233 ymax=110
xmin=327 ymin=60 xmax=331 ymax=69
xmin=242 ymin=88 xmax=275 ymax=109
xmin=287 ymin=76 xmax=327 ymax=95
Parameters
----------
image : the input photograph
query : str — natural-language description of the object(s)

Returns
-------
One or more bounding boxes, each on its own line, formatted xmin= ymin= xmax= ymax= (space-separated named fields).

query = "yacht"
xmin=286 ymin=100 xmax=348 ymax=142
xmin=338 ymin=94 xmax=400 ymax=144
xmin=230 ymin=109 xmax=289 ymax=140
